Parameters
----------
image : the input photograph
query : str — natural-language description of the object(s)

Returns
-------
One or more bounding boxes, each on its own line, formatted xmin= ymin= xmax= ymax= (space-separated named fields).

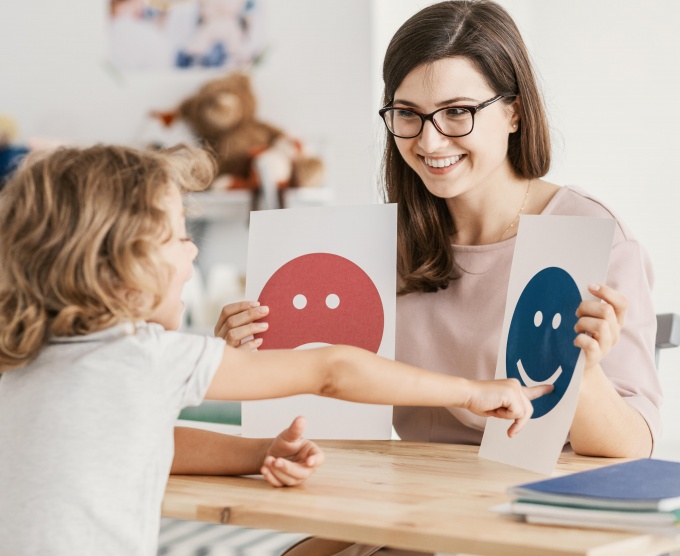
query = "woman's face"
xmin=392 ymin=57 xmax=519 ymax=200
xmin=148 ymin=186 xmax=198 ymax=330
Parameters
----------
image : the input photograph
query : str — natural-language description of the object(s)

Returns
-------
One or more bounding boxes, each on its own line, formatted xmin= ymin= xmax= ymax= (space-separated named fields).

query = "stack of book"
xmin=500 ymin=458 xmax=680 ymax=536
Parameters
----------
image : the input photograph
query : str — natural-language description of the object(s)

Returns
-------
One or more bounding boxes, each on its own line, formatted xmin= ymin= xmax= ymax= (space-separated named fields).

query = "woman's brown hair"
xmin=0 ymin=144 xmax=215 ymax=371
xmin=380 ymin=0 xmax=551 ymax=294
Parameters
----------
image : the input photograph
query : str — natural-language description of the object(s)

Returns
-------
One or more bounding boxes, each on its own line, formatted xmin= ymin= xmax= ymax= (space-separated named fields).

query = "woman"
xmin=201 ymin=1 xmax=663 ymax=553
xmin=224 ymin=0 xmax=660 ymax=460
xmin=376 ymin=0 xmax=660 ymax=458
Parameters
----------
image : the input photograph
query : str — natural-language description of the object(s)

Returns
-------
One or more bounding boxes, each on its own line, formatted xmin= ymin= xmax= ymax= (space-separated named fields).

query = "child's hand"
xmin=466 ymin=379 xmax=553 ymax=437
xmin=214 ymin=300 xmax=269 ymax=350
xmin=574 ymin=284 xmax=627 ymax=371
xmin=261 ymin=416 xmax=325 ymax=487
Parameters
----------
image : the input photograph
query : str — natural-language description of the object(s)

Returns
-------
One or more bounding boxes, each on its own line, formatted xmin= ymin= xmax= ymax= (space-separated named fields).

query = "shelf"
xmin=185 ymin=187 xmax=334 ymax=221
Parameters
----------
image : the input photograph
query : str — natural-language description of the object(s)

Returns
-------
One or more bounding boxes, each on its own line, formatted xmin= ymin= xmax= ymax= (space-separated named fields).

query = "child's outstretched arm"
xmin=207 ymin=345 xmax=551 ymax=437
xmin=171 ymin=416 xmax=323 ymax=486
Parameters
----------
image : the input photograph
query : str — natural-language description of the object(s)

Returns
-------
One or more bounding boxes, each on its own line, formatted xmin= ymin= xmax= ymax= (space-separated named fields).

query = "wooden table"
xmin=162 ymin=440 xmax=680 ymax=556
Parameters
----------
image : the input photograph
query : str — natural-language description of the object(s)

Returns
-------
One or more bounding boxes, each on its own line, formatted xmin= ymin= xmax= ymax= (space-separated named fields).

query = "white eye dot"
xmin=293 ymin=294 xmax=307 ymax=310
xmin=533 ymin=311 xmax=543 ymax=327
xmin=326 ymin=293 xmax=340 ymax=309
xmin=552 ymin=313 xmax=562 ymax=329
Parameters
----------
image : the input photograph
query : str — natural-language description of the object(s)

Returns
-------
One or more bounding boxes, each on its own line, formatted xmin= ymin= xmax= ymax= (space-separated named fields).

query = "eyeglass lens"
xmin=383 ymin=107 xmax=473 ymax=138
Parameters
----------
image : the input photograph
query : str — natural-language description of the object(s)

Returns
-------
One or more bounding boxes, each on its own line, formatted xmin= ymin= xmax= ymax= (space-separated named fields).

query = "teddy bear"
xmin=174 ymin=72 xmax=324 ymax=210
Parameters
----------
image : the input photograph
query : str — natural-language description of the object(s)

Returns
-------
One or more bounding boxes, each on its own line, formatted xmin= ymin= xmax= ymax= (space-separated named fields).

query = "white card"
xmin=479 ymin=215 xmax=615 ymax=474
xmin=242 ymin=204 xmax=397 ymax=439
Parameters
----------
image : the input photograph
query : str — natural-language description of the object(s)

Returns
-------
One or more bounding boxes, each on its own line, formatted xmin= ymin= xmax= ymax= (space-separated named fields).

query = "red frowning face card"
xmin=255 ymin=252 xmax=384 ymax=353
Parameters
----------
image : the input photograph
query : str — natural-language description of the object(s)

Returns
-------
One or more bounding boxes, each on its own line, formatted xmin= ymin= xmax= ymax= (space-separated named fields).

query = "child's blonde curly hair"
xmin=0 ymin=143 xmax=216 ymax=371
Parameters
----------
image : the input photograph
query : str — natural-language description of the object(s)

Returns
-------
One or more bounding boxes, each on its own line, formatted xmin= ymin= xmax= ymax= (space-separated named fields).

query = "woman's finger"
xmin=585 ymin=283 xmax=628 ymax=327
xmin=575 ymin=315 xmax=614 ymax=347
xmin=214 ymin=306 xmax=269 ymax=347
xmin=214 ymin=301 xmax=260 ymax=335
xmin=574 ymin=332 xmax=601 ymax=365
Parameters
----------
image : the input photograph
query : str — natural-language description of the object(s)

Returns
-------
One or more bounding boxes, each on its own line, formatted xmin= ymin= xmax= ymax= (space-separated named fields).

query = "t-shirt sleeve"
xmin=603 ymin=237 xmax=663 ymax=447
xmin=152 ymin=329 xmax=226 ymax=409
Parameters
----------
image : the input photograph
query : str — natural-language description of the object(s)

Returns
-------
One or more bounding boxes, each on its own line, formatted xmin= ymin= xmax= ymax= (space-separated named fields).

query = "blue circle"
xmin=506 ymin=267 xmax=581 ymax=418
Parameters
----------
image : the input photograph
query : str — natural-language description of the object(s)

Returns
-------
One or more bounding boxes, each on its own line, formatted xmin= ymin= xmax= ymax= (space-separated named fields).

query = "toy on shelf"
xmin=163 ymin=72 xmax=324 ymax=210
xmin=176 ymin=0 xmax=257 ymax=69
xmin=0 ymin=114 xmax=30 ymax=190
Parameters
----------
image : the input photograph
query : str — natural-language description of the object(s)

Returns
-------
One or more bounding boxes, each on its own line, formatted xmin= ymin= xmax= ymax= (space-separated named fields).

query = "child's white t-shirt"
xmin=0 ymin=322 xmax=226 ymax=556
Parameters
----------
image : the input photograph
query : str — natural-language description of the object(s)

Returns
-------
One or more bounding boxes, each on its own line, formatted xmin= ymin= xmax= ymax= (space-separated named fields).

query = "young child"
xmin=0 ymin=144 xmax=550 ymax=556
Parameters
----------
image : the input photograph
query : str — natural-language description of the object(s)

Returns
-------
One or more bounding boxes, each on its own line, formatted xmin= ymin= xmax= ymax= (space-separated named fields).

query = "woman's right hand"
xmin=214 ymin=300 xmax=269 ymax=350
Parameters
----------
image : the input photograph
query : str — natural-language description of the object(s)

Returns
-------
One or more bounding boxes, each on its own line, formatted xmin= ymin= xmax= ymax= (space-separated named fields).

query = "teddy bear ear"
xmin=225 ymin=72 xmax=253 ymax=91
xmin=178 ymin=96 xmax=197 ymax=119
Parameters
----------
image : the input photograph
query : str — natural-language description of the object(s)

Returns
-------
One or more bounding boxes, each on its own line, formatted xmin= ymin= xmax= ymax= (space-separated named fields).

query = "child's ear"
xmin=120 ymin=287 xmax=154 ymax=318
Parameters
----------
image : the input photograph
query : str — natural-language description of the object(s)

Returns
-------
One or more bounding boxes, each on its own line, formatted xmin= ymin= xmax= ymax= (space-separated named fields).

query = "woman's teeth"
xmin=423 ymin=155 xmax=462 ymax=168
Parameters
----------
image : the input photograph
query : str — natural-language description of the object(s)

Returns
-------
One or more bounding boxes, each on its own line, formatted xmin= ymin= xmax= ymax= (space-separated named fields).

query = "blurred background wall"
xmin=2 ymin=0 xmax=678 ymax=456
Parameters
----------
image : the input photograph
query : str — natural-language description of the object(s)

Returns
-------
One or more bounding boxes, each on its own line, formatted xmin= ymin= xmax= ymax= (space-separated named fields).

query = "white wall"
xmin=2 ymin=1 xmax=678 ymax=456
xmin=0 ymin=0 xmax=375 ymax=207
xmin=503 ymin=0 xmax=680 ymax=459
xmin=0 ymin=0 xmax=376 ymax=289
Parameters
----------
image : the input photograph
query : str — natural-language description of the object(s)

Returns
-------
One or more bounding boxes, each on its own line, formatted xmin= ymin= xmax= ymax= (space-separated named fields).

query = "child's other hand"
xmin=466 ymin=379 xmax=553 ymax=437
xmin=261 ymin=416 xmax=325 ymax=487
xmin=214 ymin=300 xmax=269 ymax=350
xmin=574 ymin=284 xmax=627 ymax=372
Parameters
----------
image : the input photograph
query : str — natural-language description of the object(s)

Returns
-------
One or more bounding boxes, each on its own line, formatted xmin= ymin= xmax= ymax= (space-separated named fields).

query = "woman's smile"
xmin=421 ymin=154 xmax=465 ymax=169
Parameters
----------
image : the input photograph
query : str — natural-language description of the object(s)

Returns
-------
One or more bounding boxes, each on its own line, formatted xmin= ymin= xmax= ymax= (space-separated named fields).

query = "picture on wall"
xmin=108 ymin=0 xmax=265 ymax=71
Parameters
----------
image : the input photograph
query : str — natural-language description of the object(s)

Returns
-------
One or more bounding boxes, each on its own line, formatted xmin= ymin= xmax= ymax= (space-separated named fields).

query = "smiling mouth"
xmin=516 ymin=359 xmax=562 ymax=387
xmin=422 ymin=154 xmax=464 ymax=168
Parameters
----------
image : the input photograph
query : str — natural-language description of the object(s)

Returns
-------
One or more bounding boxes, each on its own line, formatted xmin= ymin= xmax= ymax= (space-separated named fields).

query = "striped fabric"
xmin=157 ymin=517 xmax=306 ymax=556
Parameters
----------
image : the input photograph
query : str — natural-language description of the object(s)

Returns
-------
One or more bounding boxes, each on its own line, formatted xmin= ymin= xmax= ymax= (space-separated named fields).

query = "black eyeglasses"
xmin=379 ymin=94 xmax=508 ymax=139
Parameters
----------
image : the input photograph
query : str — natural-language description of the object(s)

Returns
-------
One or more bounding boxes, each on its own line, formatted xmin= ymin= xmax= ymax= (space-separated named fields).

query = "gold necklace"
xmin=497 ymin=180 xmax=533 ymax=242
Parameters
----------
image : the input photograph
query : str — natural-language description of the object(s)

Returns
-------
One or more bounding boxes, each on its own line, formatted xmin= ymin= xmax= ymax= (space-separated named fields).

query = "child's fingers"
xmin=304 ymin=447 xmax=324 ymax=468
xmin=522 ymin=384 xmax=554 ymax=401
xmin=264 ymin=457 xmax=316 ymax=486
xmin=512 ymin=391 xmax=534 ymax=435
xmin=277 ymin=416 xmax=307 ymax=445
xmin=506 ymin=420 xmax=521 ymax=438
xmin=484 ymin=382 xmax=536 ymax=437
xmin=261 ymin=464 xmax=284 ymax=487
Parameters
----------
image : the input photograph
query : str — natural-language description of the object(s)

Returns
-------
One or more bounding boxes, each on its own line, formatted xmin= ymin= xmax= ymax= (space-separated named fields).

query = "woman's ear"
xmin=509 ymin=96 xmax=521 ymax=132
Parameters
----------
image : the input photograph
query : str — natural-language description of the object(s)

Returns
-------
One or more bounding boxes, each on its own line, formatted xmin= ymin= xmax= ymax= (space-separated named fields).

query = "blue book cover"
xmin=508 ymin=458 xmax=680 ymax=511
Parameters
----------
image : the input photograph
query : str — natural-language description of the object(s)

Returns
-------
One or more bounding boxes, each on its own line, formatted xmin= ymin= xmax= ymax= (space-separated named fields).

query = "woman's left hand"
xmin=574 ymin=283 xmax=628 ymax=371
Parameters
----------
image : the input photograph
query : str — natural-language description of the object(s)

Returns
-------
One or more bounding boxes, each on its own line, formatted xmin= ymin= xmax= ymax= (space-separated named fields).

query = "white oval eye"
xmin=533 ymin=311 xmax=543 ymax=327
xmin=325 ymin=293 xmax=340 ymax=309
xmin=552 ymin=313 xmax=562 ymax=329
xmin=293 ymin=294 xmax=307 ymax=310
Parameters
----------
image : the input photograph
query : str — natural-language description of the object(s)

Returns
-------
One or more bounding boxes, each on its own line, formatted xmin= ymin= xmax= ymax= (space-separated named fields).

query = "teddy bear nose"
xmin=214 ymin=92 xmax=239 ymax=111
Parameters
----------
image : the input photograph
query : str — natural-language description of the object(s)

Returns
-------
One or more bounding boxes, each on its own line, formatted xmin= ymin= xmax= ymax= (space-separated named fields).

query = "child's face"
xmin=148 ymin=186 xmax=198 ymax=330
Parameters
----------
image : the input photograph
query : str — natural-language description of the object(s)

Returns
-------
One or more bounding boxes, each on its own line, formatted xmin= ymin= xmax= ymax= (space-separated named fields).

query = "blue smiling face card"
xmin=479 ymin=215 xmax=615 ymax=475
xmin=506 ymin=266 xmax=582 ymax=419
